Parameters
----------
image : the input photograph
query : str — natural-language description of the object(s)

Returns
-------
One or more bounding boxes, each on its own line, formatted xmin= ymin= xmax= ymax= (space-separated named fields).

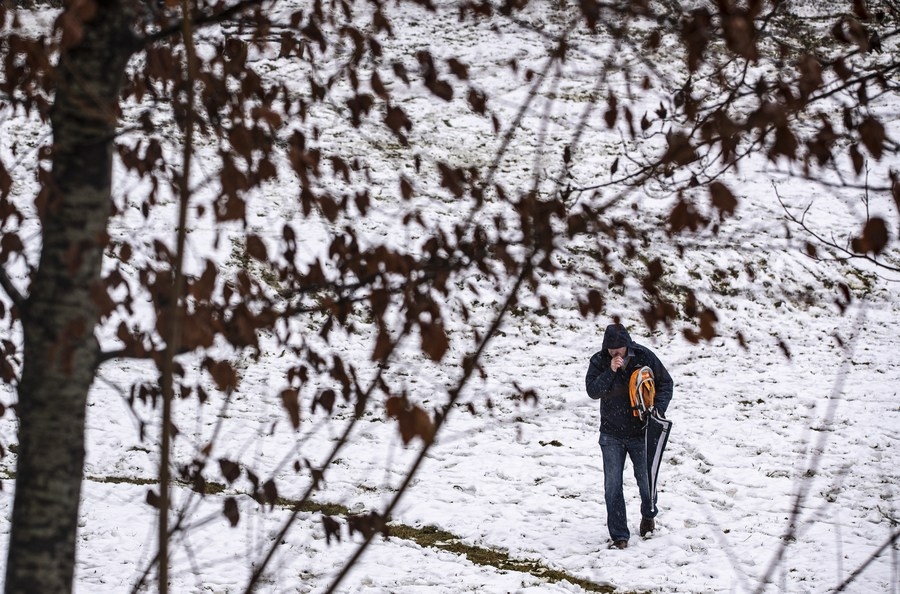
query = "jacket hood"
xmin=601 ymin=323 xmax=632 ymax=351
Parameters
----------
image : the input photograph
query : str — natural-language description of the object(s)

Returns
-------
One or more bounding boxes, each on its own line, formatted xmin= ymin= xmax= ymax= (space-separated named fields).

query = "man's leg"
xmin=627 ymin=436 xmax=656 ymax=536
xmin=600 ymin=433 xmax=629 ymax=542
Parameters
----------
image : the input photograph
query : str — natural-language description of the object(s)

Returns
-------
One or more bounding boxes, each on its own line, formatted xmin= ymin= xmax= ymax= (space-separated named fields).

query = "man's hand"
xmin=611 ymin=355 xmax=624 ymax=371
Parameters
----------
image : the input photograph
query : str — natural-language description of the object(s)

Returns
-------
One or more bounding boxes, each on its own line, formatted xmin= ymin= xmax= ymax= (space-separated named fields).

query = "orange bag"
xmin=629 ymin=366 xmax=655 ymax=417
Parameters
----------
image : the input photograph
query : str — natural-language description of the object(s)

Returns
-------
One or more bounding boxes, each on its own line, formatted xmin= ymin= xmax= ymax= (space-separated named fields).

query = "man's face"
xmin=607 ymin=347 xmax=626 ymax=358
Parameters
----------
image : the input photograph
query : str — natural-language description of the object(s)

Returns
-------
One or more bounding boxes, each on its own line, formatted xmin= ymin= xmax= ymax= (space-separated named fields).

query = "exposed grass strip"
xmin=388 ymin=523 xmax=620 ymax=593
xmin=85 ymin=473 xmax=630 ymax=593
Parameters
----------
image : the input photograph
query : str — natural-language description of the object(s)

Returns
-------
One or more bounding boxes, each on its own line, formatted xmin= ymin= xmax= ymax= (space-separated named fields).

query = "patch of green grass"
xmin=203 ymin=481 xmax=227 ymax=495
xmin=272 ymin=494 xmax=353 ymax=518
xmin=90 ymin=475 xmax=157 ymax=486
xmin=88 ymin=474 xmax=227 ymax=495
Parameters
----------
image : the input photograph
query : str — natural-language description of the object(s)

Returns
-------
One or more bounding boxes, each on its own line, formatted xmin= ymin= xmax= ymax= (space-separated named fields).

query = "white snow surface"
xmin=0 ymin=2 xmax=899 ymax=593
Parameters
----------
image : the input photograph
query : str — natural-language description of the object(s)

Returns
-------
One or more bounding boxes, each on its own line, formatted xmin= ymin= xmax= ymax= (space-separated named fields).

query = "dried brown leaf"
xmin=578 ymin=289 xmax=604 ymax=317
xmin=313 ymin=389 xmax=336 ymax=414
xmin=262 ymin=479 xmax=278 ymax=508
xmin=346 ymin=93 xmax=374 ymax=126
xmin=438 ymin=162 xmax=465 ymax=197
xmin=245 ymin=235 xmax=268 ymax=262
xmin=385 ymin=395 xmax=406 ymax=419
xmin=392 ymin=403 xmax=435 ymax=445
xmin=640 ymin=112 xmax=651 ymax=131
xmin=852 ymin=217 xmax=889 ymax=255
xmin=372 ymin=327 xmax=392 ymax=361
xmin=604 ymin=92 xmax=618 ymax=128
xmin=682 ymin=328 xmax=699 ymax=344
xmin=447 ymin=58 xmax=469 ymax=80
xmin=709 ymin=181 xmax=738 ymax=220
xmin=682 ymin=8 xmax=712 ymax=72
xmin=421 ymin=319 xmax=449 ymax=362
xmin=206 ymin=359 xmax=238 ymax=392
xmin=370 ymin=70 xmax=388 ymax=100
xmin=858 ymin=117 xmax=886 ymax=159
xmin=849 ymin=144 xmax=864 ymax=174
xmin=662 ymin=132 xmax=697 ymax=165
xmin=385 ymin=105 xmax=412 ymax=145
xmin=409 ymin=406 xmax=435 ymax=444
xmin=723 ymin=14 xmax=758 ymax=60
xmin=281 ymin=388 xmax=301 ymax=428
xmin=467 ymin=88 xmax=487 ymax=114
xmin=699 ymin=309 xmax=718 ymax=340
xmin=667 ymin=198 xmax=706 ymax=234
xmin=797 ymin=54 xmax=822 ymax=98
xmin=223 ymin=497 xmax=239 ymax=527
xmin=219 ymin=459 xmax=241 ymax=483
xmin=322 ymin=515 xmax=342 ymax=544
xmin=399 ymin=176 xmax=414 ymax=200
xmin=426 ymin=78 xmax=453 ymax=101
xmin=190 ymin=260 xmax=217 ymax=302
xmin=771 ymin=125 xmax=798 ymax=160
xmin=392 ymin=61 xmax=410 ymax=85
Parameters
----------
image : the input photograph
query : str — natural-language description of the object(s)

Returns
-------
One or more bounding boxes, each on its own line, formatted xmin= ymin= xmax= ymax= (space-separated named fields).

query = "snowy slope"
xmin=1 ymin=2 xmax=898 ymax=593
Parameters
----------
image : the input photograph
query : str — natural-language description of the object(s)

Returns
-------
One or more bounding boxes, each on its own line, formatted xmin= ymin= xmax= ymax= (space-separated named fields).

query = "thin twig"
xmin=242 ymin=323 xmax=412 ymax=592
xmin=322 ymin=253 xmax=535 ymax=594
xmin=752 ymin=304 xmax=867 ymax=594
xmin=831 ymin=529 xmax=900 ymax=593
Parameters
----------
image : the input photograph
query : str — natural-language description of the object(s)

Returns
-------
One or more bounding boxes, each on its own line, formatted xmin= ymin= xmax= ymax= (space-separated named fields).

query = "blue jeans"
xmin=600 ymin=433 xmax=656 ymax=541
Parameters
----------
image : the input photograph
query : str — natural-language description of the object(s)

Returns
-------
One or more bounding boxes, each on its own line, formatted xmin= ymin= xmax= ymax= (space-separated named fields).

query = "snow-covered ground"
xmin=0 ymin=2 xmax=898 ymax=593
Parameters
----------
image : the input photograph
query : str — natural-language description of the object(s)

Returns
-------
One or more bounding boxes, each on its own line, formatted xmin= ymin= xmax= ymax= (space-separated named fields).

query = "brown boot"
xmin=608 ymin=540 xmax=628 ymax=549
xmin=640 ymin=517 xmax=655 ymax=537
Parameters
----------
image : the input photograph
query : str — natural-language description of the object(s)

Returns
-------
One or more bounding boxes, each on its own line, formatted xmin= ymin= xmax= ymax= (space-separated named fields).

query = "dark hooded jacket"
xmin=585 ymin=324 xmax=674 ymax=438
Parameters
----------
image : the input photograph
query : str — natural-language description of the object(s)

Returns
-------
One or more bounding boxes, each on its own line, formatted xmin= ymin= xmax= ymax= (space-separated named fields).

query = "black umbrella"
xmin=630 ymin=366 xmax=673 ymax=513
xmin=645 ymin=409 xmax=672 ymax=513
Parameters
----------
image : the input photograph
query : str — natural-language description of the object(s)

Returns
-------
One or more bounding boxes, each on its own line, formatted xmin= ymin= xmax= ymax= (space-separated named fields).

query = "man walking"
xmin=586 ymin=322 xmax=673 ymax=549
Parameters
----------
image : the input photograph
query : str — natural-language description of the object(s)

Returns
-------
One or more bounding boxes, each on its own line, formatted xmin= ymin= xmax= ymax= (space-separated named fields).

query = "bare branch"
xmin=242 ymin=333 xmax=408 ymax=592
xmin=776 ymin=186 xmax=900 ymax=276
xmin=753 ymin=305 xmax=867 ymax=594
xmin=831 ymin=528 xmax=900 ymax=593
xmin=323 ymin=253 xmax=536 ymax=594
xmin=140 ymin=0 xmax=266 ymax=47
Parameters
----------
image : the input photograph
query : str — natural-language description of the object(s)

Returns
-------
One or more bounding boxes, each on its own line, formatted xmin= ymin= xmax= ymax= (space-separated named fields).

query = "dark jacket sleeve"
xmin=585 ymin=351 xmax=615 ymax=399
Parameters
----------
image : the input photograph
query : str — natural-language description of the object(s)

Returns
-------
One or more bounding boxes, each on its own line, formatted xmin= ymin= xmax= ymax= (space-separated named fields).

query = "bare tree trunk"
xmin=5 ymin=4 xmax=137 ymax=593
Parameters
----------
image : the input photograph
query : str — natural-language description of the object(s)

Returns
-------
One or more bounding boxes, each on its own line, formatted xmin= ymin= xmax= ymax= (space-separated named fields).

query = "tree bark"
xmin=5 ymin=4 xmax=137 ymax=593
